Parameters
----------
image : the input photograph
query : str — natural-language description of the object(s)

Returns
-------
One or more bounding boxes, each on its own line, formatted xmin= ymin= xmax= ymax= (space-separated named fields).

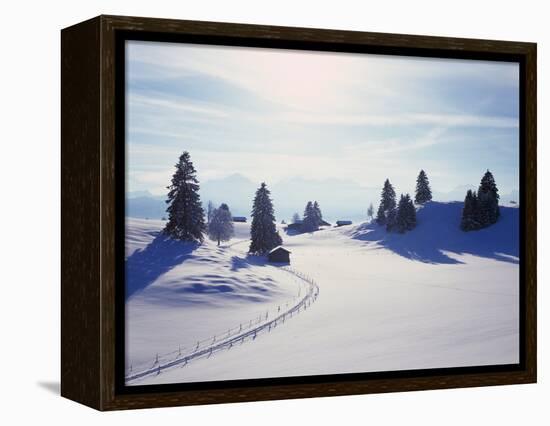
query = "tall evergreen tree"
xmin=460 ymin=170 xmax=501 ymax=231
xmin=249 ymin=183 xmax=282 ymax=254
xmin=302 ymin=201 xmax=320 ymax=232
xmin=385 ymin=207 xmax=397 ymax=232
xmin=164 ymin=151 xmax=205 ymax=242
xmin=292 ymin=212 xmax=301 ymax=224
xmin=461 ymin=190 xmax=476 ymax=231
xmin=395 ymin=194 xmax=416 ymax=233
xmin=460 ymin=189 xmax=481 ymax=231
xmin=376 ymin=203 xmax=386 ymax=225
xmin=407 ymin=195 xmax=418 ymax=230
xmin=376 ymin=179 xmax=397 ymax=225
xmin=478 ymin=170 xmax=500 ymax=224
xmin=207 ymin=203 xmax=234 ymax=246
xmin=415 ymin=169 xmax=432 ymax=204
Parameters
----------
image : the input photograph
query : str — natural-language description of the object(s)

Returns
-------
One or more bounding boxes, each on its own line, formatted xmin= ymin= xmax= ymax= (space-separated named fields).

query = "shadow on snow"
xmin=125 ymin=233 xmax=199 ymax=299
xmin=351 ymin=202 xmax=519 ymax=265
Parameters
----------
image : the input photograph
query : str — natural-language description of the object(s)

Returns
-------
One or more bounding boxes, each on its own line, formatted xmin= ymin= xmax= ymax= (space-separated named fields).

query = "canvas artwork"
xmin=123 ymin=41 xmax=520 ymax=386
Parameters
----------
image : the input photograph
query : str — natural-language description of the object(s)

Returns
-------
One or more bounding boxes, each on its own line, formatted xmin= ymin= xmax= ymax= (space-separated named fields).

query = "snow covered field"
xmin=125 ymin=202 xmax=519 ymax=385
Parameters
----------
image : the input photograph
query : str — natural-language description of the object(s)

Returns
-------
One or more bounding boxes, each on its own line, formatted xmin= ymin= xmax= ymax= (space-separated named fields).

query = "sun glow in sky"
xmin=126 ymin=40 xmax=520 ymax=198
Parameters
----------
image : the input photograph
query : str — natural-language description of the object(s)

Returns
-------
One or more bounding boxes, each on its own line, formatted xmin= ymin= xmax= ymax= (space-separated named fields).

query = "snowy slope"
xmin=126 ymin=202 xmax=519 ymax=385
xmin=125 ymin=219 xmax=306 ymax=374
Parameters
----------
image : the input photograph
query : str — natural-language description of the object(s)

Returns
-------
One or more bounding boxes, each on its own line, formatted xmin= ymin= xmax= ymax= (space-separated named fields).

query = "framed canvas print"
xmin=61 ymin=15 xmax=536 ymax=410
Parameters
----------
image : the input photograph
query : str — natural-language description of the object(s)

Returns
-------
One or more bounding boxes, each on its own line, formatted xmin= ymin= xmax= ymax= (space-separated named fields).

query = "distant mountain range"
xmin=127 ymin=174 xmax=519 ymax=221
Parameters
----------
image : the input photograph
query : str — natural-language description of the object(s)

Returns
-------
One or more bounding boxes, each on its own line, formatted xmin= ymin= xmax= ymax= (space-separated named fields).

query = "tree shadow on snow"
xmin=351 ymin=202 xmax=519 ymax=265
xmin=230 ymin=253 xmax=270 ymax=271
xmin=125 ymin=234 xmax=199 ymax=299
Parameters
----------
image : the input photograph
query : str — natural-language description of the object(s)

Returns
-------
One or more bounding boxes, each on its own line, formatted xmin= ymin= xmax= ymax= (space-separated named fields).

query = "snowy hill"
xmin=125 ymin=219 xmax=306 ymax=372
xmin=348 ymin=201 xmax=519 ymax=264
xmin=125 ymin=202 xmax=519 ymax=385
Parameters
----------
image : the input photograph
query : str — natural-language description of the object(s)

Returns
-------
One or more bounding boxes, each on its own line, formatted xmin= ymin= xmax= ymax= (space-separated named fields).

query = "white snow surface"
xmin=125 ymin=202 xmax=519 ymax=385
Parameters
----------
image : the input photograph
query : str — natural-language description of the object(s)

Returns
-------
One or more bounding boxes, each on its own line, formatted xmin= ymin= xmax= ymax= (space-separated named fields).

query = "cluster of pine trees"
xmin=302 ymin=201 xmax=323 ymax=232
xmin=375 ymin=170 xmax=432 ymax=233
xmin=163 ymin=151 xmax=282 ymax=255
xmin=164 ymin=152 xmax=502 ymax=248
xmin=460 ymin=170 xmax=500 ymax=231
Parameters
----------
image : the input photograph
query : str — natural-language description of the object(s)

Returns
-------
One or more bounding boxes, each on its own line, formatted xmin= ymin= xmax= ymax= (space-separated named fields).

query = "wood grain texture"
xmin=61 ymin=14 xmax=537 ymax=411
xmin=61 ymin=16 xmax=102 ymax=409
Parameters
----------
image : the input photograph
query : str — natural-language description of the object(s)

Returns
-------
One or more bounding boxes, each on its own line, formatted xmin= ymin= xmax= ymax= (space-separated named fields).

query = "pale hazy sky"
xmin=126 ymin=40 xmax=520 ymax=197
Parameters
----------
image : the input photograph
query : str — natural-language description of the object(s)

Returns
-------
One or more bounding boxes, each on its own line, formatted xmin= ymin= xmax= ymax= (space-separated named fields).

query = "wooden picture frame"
xmin=61 ymin=15 xmax=536 ymax=411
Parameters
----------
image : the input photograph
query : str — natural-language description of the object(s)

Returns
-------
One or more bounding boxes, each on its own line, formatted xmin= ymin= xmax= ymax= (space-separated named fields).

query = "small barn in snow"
xmin=336 ymin=220 xmax=352 ymax=227
xmin=268 ymin=246 xmax=291 ymax=264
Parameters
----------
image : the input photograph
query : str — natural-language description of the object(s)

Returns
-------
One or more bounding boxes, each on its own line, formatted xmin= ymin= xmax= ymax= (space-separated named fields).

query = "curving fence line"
xmin=125 ymin=266 xmax=319 ymax=383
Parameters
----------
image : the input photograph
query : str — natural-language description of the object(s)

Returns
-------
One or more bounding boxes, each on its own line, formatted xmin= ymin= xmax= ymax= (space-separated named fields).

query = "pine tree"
xmin=207 ymin=203 xmax=234 ymax=246
xmin=249 ymin=183 xmax=283 ymax=254
xmin=461 ymin=190 xmax=481 ymax=231
xmin=292 ymin=212 xmax=301 ymax=224
xmin=376 ymin=203 xmax=386 ymax=225
xmin=376 ymin=179 xmax=397 ymax=225
xmin=461 ymin=190 xmax=473 ymax=231
xmin=415 ymin=169 xmax=432 ymax=204
xmin=393 ymin=194 xmax=416 ymax=233
xmin=461 ymin=170 xmax=501 ymax=231
xmin=471 ymin=192 xmax=484 ymax=228
xmin=313 ymin=201 xmax=323 ymax=225
xmin=478 ymin=170 xmax=500 ymax=225
xmin=386 ymin=207 xmax=397 ymax=232
xmin=395 ymin=195 xmax=407 ymax=233
xmin=404 ymin=194 xmax=417 ymax=231
xmin=164 ymin=151 xmax=205 ymax=242
xmin=302 ymin=201 xmax=319 ymax=232
xmin=367 ymin=203 xmax=374 ymax=221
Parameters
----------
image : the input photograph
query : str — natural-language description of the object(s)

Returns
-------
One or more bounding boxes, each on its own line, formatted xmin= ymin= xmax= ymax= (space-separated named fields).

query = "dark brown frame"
xmin=61 ymin=15 xmax=537 ymax=411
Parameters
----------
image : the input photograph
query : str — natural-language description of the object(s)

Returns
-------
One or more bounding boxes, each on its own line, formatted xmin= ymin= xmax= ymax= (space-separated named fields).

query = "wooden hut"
xmin=268 ymin=246 xmax=291 ymax=263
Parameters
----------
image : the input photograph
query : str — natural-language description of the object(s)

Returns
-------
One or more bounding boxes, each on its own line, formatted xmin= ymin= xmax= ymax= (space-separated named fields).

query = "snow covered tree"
xmin=367 ymin=203 xmax=374 ymax=221
xmin=164 ymin=151 xmax=205 ymax=242
xmin=207 ymin=203 xmax=234 ymax=246
xmin=292 ymin=212 xmax=301 ymax=223
xmin=415 ymin=169 xmax=432 ymax=204
xmin=478 ymin=170 xmax=500 ymax=225
xmin=249 ymin=183 xmax=283 ymax=254
xmin=206 ymin=200 xmax=215 ymax=224
xmin=395 ymin=194 xmax=416 ymax=233
xmin=376 ymin=179 xmax=397 ymax=225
